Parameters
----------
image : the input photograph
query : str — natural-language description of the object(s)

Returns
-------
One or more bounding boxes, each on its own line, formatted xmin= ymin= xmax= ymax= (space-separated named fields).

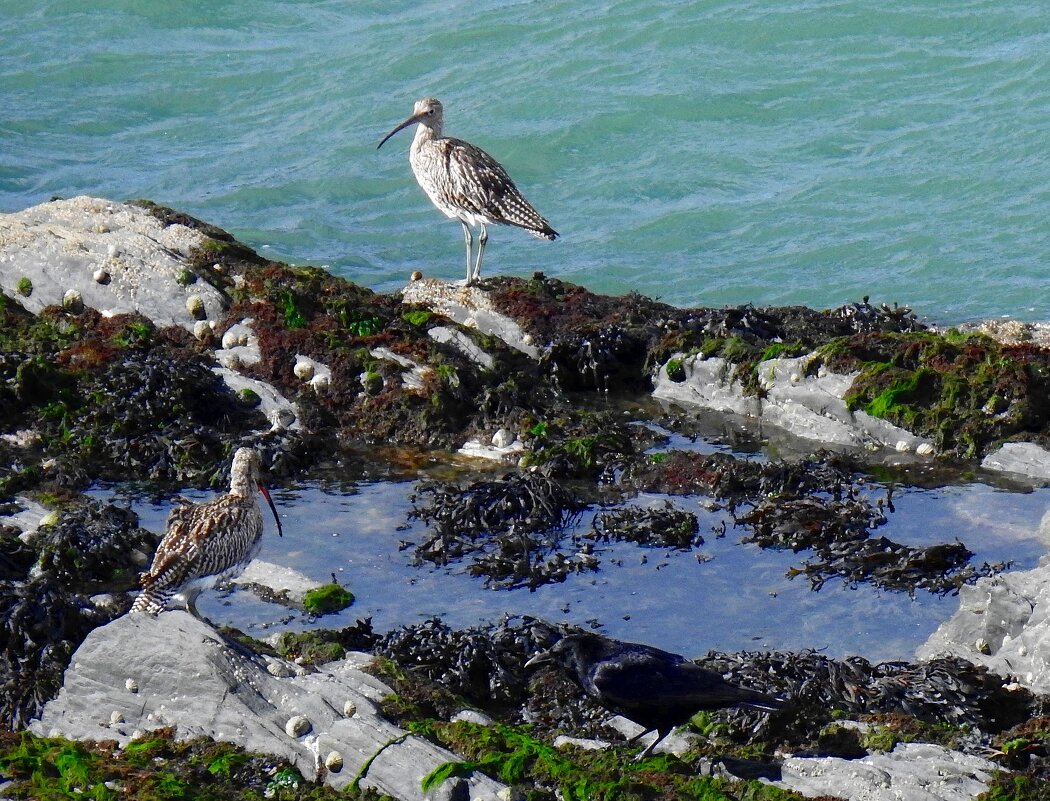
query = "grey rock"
xmin=402 ymin=278 xmax=539 ymax=359
xmin=653 ymin=353 xmax=933 ymax=454
xmin=980 ymin=441 xmax=1050 ymax=484
xmin=775 ymin=742 xmax=999 ymax=801
xmin=918 ymin=514 xmax=1050 ymax=695
xmin=31 ymin=612 xmax=507 ymax=800
xmin=370 ymin=346 xmax=433 ymax=392
xmin=429 ymin=326 xmax=496 ymax=369
xmin=232 ymin=559 xmax=322 ymax=606
xmin=0 ymin=196 xmax=225 ymax=330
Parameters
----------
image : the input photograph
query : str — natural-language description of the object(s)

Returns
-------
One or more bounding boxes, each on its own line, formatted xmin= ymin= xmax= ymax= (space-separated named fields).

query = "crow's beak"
xmin=524 ymin=649 xmax=554 ymax=669
xmin=377 ymin=111 xmax=426 ymax=150
xmin=258 ymin=484 xmax=283 ymax=537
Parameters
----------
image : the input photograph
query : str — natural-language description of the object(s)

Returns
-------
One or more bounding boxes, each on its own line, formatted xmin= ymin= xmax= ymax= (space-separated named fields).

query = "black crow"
xmin=526 ymin=631 xmax=784 ymax=758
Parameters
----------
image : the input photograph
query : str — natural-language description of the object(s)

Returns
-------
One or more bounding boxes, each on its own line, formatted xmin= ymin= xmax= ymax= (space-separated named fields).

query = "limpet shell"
xmin=324 ymin=751 xmax=343 ymax=772
xmin=285 ymin=714 xmax=311 ymax=737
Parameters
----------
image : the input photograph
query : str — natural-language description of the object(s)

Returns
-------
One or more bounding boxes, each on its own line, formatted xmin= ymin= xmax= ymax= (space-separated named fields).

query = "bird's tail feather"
xmin=527 ymin=224 xmax=558 ymax=241
xmin=130 ymin=587 xmax=171 ymax=616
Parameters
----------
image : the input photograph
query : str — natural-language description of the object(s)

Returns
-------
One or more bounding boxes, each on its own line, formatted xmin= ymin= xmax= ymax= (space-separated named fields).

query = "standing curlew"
xmin=131 ymin=447 xmax=283 ymax=617
xmin=378 ymin=97 xmax=558 ymax=286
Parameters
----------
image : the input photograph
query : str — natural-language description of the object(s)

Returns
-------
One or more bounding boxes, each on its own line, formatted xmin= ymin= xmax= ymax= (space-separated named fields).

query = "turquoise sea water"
xmin=3 ymin=2 xmax=1049 ymax=322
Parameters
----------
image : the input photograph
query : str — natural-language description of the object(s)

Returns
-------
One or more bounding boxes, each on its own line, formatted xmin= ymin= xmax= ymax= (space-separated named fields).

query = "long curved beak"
xmin=258 ymin=484 xmax=283 ymax=537
xmin=377 ymin=112 xmax=426 ymax=150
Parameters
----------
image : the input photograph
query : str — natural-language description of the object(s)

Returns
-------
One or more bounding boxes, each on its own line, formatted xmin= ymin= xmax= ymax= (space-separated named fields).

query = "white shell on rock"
xmin=342 ymin=700 xmax=357 ymax=717
xmin=324 ymin=751 xmax=343 ymax=772
xmin=62 ymin=288 xmax=83 ymax=311
xmin=93 ymin=268 xmax=110 ymax=284
xmin=284 ymin=714 xmax=311 ymax=738
xmin=915 ymin=443 xmax=935 ymax=457
xmin=186 ymin=295 xmax=206 ymax=319
xmin=310 ymin=373 xmax=330 ymax=394
xmin=491 ymin=428 xmax=515 ymax=449
xmin=192 ymin=321 xmax=211 ymax=340
xmin=125 ymin=678 xmax=138 ymax=693
xmin=110 ymin=710 xmax=125 ymax=724
xmin=293 ymin=360 xmax=315 ymax=381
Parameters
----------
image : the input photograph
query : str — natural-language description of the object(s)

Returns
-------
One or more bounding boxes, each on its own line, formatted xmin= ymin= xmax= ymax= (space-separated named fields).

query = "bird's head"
xmin=378 ymin=97 xmax=443 ymax=149
xmin=525 ymin=632 xmax=607 ymax=679
xmin=231 ymin=447 xmax=284 ymax=537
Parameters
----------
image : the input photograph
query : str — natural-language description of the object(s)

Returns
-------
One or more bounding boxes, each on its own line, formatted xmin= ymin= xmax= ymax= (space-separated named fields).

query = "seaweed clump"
xmin=0 ymin=499 xmax=153 ymax=729
xmin=627 ymin=450 xmax=1005 ymax=595
xmin=408 ymin=472 xmax=590 ymax=589
xmin=0 ymin=301 xmax=266 ymax=488
xmin=592 ymin=501 xmax=702 ymax=549
xmin=371 ymin=617 xmax=1042 ymax=798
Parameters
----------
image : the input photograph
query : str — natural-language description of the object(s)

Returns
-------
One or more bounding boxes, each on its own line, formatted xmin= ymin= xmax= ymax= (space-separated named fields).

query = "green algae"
xmin=402 ymin=309 xmax=433 ymax=327
xmin=302 ymin=582 xmax=355 ymax=615
xmin=0 ymin=730 xmax=388 ymax=801
xmin=411 ymin=719 xmax=805 ymax=801
xmin=819 ymin=330 xmax=1050 ymax=458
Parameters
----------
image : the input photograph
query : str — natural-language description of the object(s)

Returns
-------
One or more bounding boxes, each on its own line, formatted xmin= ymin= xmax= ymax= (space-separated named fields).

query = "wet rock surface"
xmin=4 ymin=197 xmax=1050 ymax=797
xmin=30 ymin=612 xmax=508 ymax=800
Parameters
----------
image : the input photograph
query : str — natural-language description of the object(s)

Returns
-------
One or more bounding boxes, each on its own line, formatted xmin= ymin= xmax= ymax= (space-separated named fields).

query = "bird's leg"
xmin=461 ymin=222 xmax=474 ymax=285
xmin=183 ymin=587 xmax=203 ymax=621
xmin=632 ymin=729 xmax=669 ymax=762
xmin=472 ymin=223 xmax=489 ymax=283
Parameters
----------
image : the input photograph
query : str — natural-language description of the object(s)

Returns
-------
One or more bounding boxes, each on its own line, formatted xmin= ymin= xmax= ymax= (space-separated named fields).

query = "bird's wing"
xmin=591 ymin=650 xmax=754 ymax=711
xmin=443 ymin=138 xmax=552 ymax=232
xmin=140 ymin=504 xmax=207 ymax=589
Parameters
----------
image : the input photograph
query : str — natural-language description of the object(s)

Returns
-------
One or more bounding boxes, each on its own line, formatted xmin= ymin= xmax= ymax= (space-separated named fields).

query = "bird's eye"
xmin=427 ymin=108 xmax=435 ymax=115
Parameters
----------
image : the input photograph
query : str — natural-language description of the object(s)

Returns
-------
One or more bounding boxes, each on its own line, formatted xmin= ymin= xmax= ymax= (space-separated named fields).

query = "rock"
xmin=232 ymin=559 xmax=323 ymax=607
xmin=429 ymin=325 xmax=496 ymax=369
xmin=0 ymin=196 xmax=225 ymax=330
xmin=217 ymin=319 xmax=260 ymax=367
xmin=980 ymin=441 xmax=1050 ymax=483
xmin=918 ymin=544 xmax=1050 ymax=695
xmin=402 ymin=278 xmax=539 ymax=359
xmin=457 ymin=436 xmax=525 ymax=462
xmin=451 ymin=709 xmax=494 ymax=727
xmin=370 ymin=346 xmax=433 ymax=392
xmin=653 ymin=352 xmax=934 ymax=454
xmin=31 ymin=612 xmax=507 ymax=800
xmin=774 ymin=742 xmax=999 ymax=801
xmin=212 ymin=366 xmax=298 ymax=432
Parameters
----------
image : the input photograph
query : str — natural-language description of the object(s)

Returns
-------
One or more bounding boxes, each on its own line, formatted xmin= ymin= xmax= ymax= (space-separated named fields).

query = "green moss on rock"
xmin=302 ymin=582 xmax=355 ymax=615
xmin=820 ymin=331 xmax=1050 ymax=458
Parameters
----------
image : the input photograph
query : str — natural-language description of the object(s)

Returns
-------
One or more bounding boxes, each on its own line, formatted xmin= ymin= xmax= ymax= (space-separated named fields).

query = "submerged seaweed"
xmin=409 ymin=472 xmax=590 ymax=589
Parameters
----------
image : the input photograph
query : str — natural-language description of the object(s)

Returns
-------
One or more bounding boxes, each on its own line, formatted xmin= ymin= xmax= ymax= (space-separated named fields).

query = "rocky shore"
xmin=3 ymin=196 xmax=1050 ymax=799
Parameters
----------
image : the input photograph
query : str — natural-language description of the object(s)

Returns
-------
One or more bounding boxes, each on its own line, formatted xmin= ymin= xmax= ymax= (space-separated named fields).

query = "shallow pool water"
xmin=105 ymin=461 xmax=1050 ymax=665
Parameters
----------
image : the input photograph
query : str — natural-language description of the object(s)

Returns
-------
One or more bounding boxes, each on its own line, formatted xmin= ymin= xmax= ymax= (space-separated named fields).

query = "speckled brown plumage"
xmin=379 ymin=97 xmax=557 ymax=285
xmin=131 ymin=447 xmax=282 ymax=616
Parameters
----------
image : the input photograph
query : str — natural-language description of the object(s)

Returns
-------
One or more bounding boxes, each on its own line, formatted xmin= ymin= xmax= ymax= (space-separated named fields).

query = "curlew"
xmin=131 ymin=447 xmax=283 ymax=617
xmin=378 ymin=97 xmax=558 ymax=286
xmin=527 ymin=632 xmax=785 ymax=759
